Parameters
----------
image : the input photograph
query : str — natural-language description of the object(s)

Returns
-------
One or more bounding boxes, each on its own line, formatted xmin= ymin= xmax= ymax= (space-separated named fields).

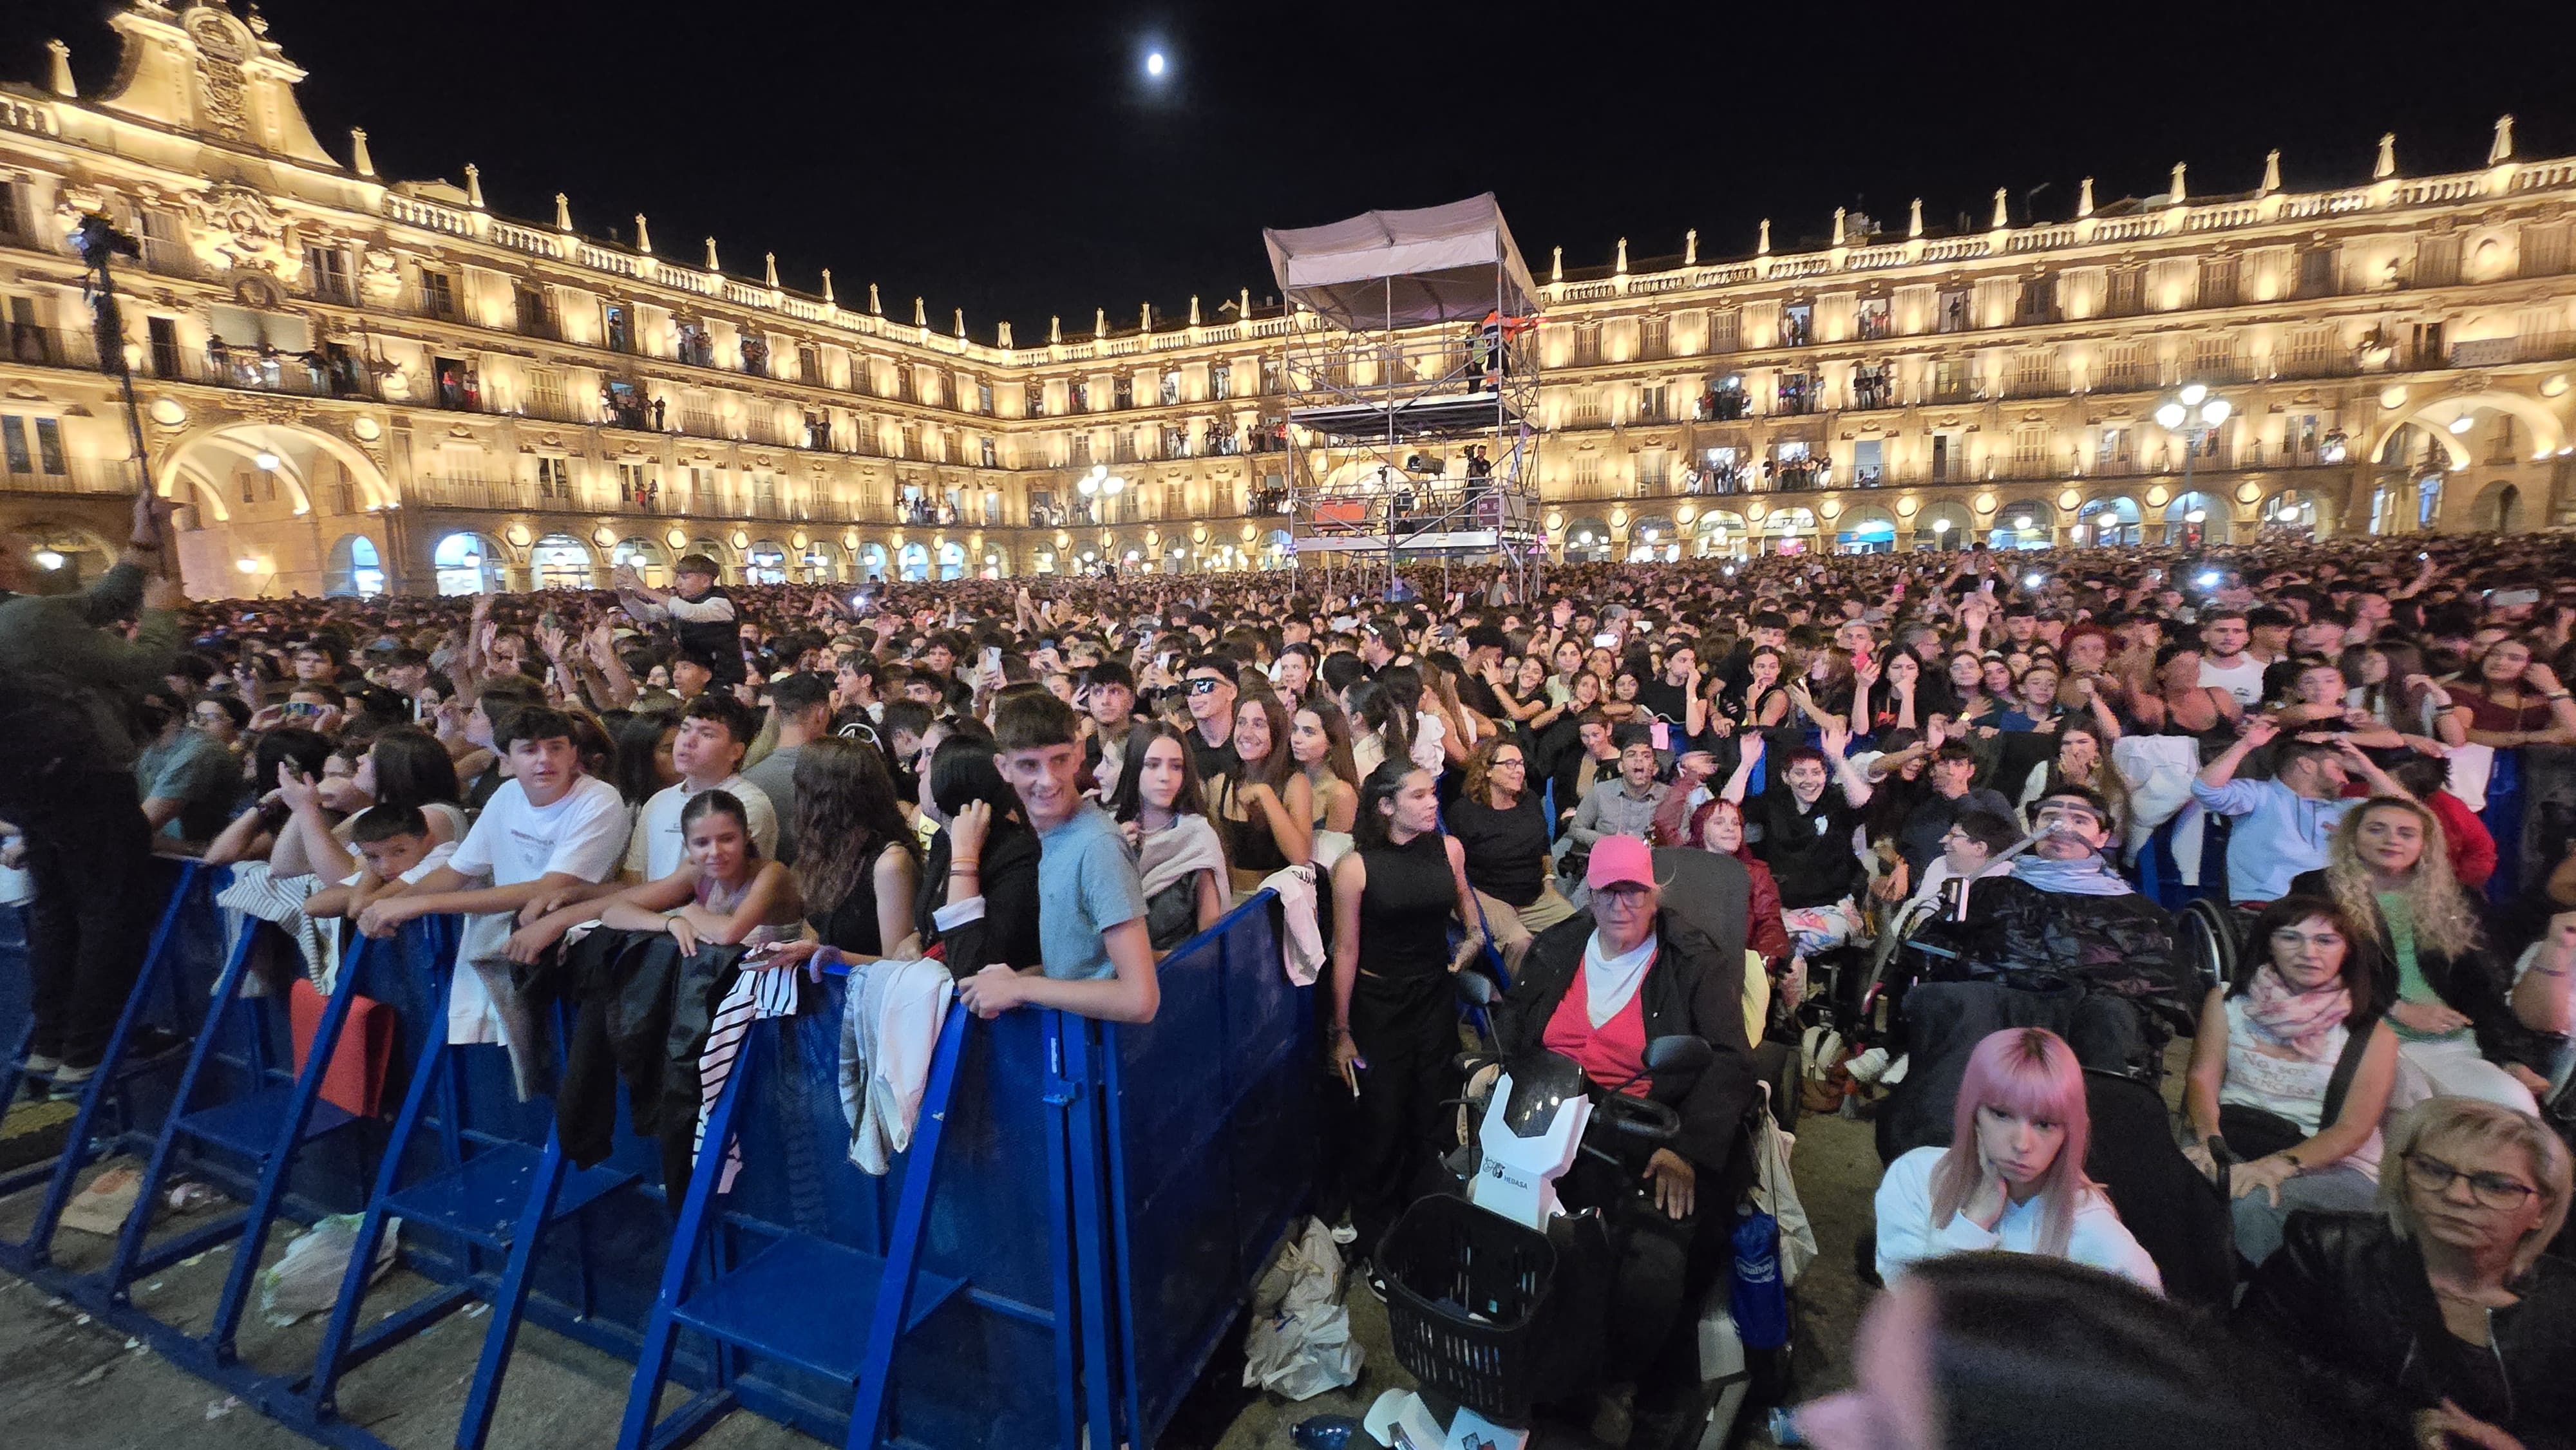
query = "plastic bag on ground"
xmin=259 ymin=1213 xmax=399 ymax=1326
xmin=1243 ymin=1216 xmax=1363 ymax=1400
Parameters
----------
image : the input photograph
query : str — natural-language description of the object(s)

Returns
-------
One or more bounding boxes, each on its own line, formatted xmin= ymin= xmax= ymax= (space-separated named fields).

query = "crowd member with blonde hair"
xmin=2292 ymin=795 xmax=2552 ymax=1111
xmin=1874 ymin=1027 xmax=2161 ymax=1290
xmin=2240 ymin=1097 xmax=2575 ymax=1450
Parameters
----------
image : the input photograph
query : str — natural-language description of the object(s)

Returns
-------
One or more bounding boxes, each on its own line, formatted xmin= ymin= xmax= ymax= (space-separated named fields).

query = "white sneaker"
xmin=1846 ymin=1047 xmax=1892 ymax=1084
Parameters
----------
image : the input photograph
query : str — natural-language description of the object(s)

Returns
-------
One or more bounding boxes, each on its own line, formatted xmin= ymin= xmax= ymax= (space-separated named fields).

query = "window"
xmin=2197 ymin=256 xmax=2240 ymax=309
xmin=2295 ymin=246 xmax=2340 ymax=297
xmin=1211 ymin=362 xmax=1233 ymax=399
xmin=1780 ymin=304 xmax=1813 ymax=347
xmin=2012 ymin=424 xmax=2048 ymax=467
xmin=1638 ymin=447 xmax=1670 ymax=490
xmin=1570 ymin=453 xmax=1601 ymax=490
xmin=420 ymin=269 xmax=458 ymax=320
xmin=137 ymin=208 xmax=188 ymax=276
xmin=513 ymin=283 xmax=553 ymax=337
xmin=2193 ymin=335 xmax=2240 ymax=382
xmin=1931 ymin=358 xmax=1974 ymax=402
xmin=602 ymin=303 xmax=632 ymax=353
xmin=1570 ymin=323 xmax=1601 ymax=365
xmin=1027 ymin=379 xmax=1047 ymax=416
xmin=2416 ymin=235 xmax=2463 ymax=288
xmin=1640 ymin=315 xmax=1670 ymax=360
xmin=1707 ymin=311 xmax=1741 ymax=353
xmin=2100 ymin=343 xmax=2143 ymax=392
xmin=980 ymin=436 xmax=998 ymax=469
xmin=19 ymin=418 xmax=61 ymax=475
xmin=6 ymin=415 xmax=37 ymax=474
xmin=1569 ymin=389 xmax=1604 ymax=426
xmin=2522 ymin=225 xmax=2570 ymax=279
xmin=1929 ymin=433 xmax=1955 ymax=481
xmin=1937 ymin=288 xmax=1972 ymax=333
xmin=0 ymin=182 xmax=21 ymax=243
xmin=2284 ymin=326 xmax=2337 ymax=377
xmin=2099 ymin=427 xmax=2132 ymax=466
xmin=1638 ymin=384 xmax=1669 ymax=422
xmin=1159 ymin=370 xmax=1181 ymax=406
xmin=2104 ymin=268 xmax=2143 ymax=318
xmin=977 ymin=381 xmax=994 ymax=415
xmin=1114 ymin=375 xmax=1135 ymax=409
xmin=306 ymin=246 xmax=352 ymax=304
xmin=1857 ymin=297 xmax=1893 ymax=341
xmin=1260 ymin=357 xmax=1283 ymax=395
xmin=148 ymin=315 xmax=180 ymax=378
xmin=2015 ymin=275 xmax=2060 ymax=325
xmin=538 ymin=456 xmax=574 ymax=500
xmin=528 ymin=367 xmax=566 ymax=419
xmin=2012 ymin=348 xmax=2057 ymax=396
xmin=1072 ymin=379 xmax=1091 ymax=412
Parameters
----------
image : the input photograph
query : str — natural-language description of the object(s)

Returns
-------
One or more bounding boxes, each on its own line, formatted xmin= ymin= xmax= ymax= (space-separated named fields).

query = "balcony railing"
xmin=0 ymin=455 xmax=142 ymax=497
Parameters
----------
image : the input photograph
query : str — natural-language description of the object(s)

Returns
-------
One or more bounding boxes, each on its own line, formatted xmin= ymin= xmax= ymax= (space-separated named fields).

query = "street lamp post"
xmin=2154 ymin=382 xmax=2232 ymax=544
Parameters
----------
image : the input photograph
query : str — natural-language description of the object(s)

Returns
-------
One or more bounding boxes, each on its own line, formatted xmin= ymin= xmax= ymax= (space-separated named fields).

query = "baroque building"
xmin=1 ymin=2 xmax=2573 ymax=596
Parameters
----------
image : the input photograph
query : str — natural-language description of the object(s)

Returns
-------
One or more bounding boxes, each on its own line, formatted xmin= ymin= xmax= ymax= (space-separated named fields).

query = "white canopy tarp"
xmin=1264 ymin=194 xmax=1540 ymax=331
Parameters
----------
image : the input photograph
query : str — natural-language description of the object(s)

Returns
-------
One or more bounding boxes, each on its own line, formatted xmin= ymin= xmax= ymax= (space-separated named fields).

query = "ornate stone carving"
xmin=186 ymin=9 xmax=252 ymax=141
xmin=357 ymin=247 xmax=404 ymax=307
xmin=188 ymin=181 xmax=296 ymax=278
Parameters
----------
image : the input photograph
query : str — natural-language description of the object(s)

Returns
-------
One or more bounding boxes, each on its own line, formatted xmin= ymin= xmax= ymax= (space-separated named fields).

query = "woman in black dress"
xmin=1328 ymin=762 xmax=1484 ymax=1277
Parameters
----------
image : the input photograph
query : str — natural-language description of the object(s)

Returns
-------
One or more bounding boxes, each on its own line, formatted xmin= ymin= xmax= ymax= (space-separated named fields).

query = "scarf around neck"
xmin=2011 ymin=853 xmax=2134 ymax=897
xmin=2239 ymin=966 xmax=2354 ymax=1062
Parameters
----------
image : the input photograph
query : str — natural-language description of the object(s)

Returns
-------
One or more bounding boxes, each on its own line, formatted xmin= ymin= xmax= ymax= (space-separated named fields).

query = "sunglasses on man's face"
xmin=1186 ymin=678 xmax=1224 ymax=695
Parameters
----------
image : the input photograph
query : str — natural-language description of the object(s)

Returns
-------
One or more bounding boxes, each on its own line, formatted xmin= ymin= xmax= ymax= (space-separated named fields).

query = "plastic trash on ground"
xmin=258 ymin=1213 xmax=399 ymax=1326
xmin=1243 ymin=1216 xmax=1363 ymax=1400
xmin=59 ymin=1160 xmax=148 ymax=1237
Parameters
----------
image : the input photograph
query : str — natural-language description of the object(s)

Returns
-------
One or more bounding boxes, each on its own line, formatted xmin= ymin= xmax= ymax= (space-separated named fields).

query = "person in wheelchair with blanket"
xmin=1483 ymin=834 xmax=1761 ymax=1444
xmin=1909 ymin=785 xmax=2200 ymax=1078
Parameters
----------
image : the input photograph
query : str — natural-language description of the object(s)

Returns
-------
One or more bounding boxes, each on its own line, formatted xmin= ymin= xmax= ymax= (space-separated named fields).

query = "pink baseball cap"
xmin=1586 ymin=834 xmax=1657 ymax=892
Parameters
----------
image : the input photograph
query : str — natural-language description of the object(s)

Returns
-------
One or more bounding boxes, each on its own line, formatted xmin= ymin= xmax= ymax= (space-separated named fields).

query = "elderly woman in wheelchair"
xmin=2179 ymin=894 xmax=2401 ymax=1265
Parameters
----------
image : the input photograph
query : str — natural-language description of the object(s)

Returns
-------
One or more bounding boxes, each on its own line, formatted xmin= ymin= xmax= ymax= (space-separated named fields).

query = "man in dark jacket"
xmin=0 ymin=491 xmax=184 ymax=1093
xmin=1489 ymin=836 xmax=1758 ymax=1426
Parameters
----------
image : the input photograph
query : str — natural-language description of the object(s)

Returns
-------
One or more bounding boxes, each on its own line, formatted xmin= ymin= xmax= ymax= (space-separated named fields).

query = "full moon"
xmin=1145 ymin=52 xmax=1166 ymax=77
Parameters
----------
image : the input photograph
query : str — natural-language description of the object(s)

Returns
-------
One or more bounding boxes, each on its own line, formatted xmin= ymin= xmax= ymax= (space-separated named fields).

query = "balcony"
xmin=169 ymin=342 xmax=380 ymax=402
xmin=0 ymin=453 xmax=141 ymax=498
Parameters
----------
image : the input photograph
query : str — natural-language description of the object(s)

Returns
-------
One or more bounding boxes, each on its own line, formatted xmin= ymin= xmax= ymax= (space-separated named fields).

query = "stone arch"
xmin=530 ymin=532 xmax=596 ymax=590
xmin=2471 ymin=479 xmax=2527 ymax=532
xmin=1838 ymin=505 xmax=1898 ymax=553
xmin=2369 ymin=390 xmax=2565 ymax=468
xmin=431 ymin=530 xmax=508 ymax=595
xmin=323 ymin=532 xmax=386 ymax=597
xmin=8 ymin=518 xmax=121 ymax=584
xmin=154 ymin=419 xmax=395 ymax=514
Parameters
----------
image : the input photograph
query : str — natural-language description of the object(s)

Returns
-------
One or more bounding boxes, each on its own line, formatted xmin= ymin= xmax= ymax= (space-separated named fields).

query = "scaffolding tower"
xmin=1263 ymin=196 xmax=1544 ymax=600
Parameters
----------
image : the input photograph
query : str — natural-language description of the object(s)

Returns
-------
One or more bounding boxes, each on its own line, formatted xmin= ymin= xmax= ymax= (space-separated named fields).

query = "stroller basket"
xmin=1379 ymin=1192 xmax=1559 ymax=1424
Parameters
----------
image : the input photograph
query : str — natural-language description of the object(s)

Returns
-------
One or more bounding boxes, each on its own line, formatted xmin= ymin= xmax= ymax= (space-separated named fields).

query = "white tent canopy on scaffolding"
xmin=1263 ymin=194 xmax=1542 ymax=332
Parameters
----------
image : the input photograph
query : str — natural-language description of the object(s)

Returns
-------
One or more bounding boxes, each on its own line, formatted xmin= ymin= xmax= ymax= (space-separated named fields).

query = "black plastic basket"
xmin=1378 ymin=1192 xmax=1558 ymax=1425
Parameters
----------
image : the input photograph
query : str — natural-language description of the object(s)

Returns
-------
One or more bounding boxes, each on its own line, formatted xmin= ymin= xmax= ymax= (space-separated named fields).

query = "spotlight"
xmin=32 ymin=549 xmax=64 ymax=570
xmin=254 ymin=450 xmax=281 ymax=471
xmin=2197 ymin=571 xmax=2221 ymax=589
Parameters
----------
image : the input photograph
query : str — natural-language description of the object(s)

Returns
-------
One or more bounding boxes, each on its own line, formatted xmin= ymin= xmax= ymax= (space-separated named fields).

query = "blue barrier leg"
xmin=100 ymin=920 xmax=264 ymax=1300
xmin=1060 ymin=1017 xmax=1119 ymax=1450
xmin=6 ymin=861 xmax=200 ymax=1269
xmin=844 ymin=1001 xmax=972 ymax=1450
xmin=614 ymin=1020 xmax=760 ymax=1450
xmin=1042 ymin=1035 xmax=1083 ymax=1450
xmin=305 ymin=972 xmax=459 ymax=1418
xmin=205 ymin=936 xmax=374 ymax=1362
xmin=451 ymin=1124 xmax=572 ymax=1450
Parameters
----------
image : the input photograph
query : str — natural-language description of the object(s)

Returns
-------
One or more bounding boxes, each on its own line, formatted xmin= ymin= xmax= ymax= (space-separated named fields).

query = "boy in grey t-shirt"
xmin=956 ymin=692 xmax=1159 ymax=1024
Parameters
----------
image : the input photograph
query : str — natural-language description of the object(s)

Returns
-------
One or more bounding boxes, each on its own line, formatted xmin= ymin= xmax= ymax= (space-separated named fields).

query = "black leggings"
xmin=1344 ymin=970 xmax=1456 ymax=1259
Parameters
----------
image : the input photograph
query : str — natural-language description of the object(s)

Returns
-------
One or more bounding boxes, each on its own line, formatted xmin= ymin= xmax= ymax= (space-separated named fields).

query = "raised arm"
xmin=1719 ymin=735 xmax=1766 ymax=806
xmin=1824 ymin=724 xmax=1873 ymax=810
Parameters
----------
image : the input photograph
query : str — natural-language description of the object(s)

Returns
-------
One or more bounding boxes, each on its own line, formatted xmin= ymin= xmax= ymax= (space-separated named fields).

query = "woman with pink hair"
xmin=1873 ymin=1027 xmax=2161 ymax=1291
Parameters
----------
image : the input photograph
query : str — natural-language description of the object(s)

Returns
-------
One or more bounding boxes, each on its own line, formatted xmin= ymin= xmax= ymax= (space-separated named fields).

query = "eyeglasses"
xmin=1491 ymin=756 xmax=1526 ymax=769
xmin=2403 ymin=1153 xmax=2540 ymax=1210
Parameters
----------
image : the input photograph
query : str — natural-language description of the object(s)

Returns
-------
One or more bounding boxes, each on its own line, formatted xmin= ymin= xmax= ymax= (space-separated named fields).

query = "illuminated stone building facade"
xmin=3 ymin=3 xmax=2575 ymax=595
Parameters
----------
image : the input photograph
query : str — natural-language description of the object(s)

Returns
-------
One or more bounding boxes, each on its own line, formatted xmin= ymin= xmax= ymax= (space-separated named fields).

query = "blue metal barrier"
xmin=1 ymin=883 xmax=1323 ymax=1449
xmin=1099 ymin=892 xmax=1319 ymax=1450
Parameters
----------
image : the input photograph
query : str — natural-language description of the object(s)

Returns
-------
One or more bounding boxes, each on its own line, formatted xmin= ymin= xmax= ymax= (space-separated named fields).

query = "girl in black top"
xmin=1208 ymin=692 xmax=1312 ymax=894
xmin=1328 ymin=763 xmax=1484 ymax=1266
xmin=913 ymin=737 xmax=1043 ymax=978
xmin=773 ymin=737 xmax=918 ymax=970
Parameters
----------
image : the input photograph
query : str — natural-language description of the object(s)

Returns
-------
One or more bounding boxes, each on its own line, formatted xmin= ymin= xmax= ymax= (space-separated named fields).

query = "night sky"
xmin=14 ymin=1 xmax=2576 ymax=341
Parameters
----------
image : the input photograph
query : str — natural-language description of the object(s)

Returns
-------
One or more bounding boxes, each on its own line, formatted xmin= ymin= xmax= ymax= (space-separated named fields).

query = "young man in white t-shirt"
xmin=2196 ymin=608 xmax=2266 ymax=708
xmin=621 ymin=693 xmax=777 ymax=881
xmin=502 ymin=693 xmax=776 ymax=964
xmin=355 ymin=706 xmax=631 ymax=947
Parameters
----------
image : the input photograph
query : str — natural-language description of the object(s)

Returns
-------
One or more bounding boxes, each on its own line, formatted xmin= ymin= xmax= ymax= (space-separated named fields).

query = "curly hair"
xmin=2322 ymin=794 xmax=2482 ymax=961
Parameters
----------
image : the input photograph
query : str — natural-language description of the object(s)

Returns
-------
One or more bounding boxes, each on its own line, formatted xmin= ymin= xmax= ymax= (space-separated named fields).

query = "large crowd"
xmin=3 ymin=491 xmax=2575 ymax=1449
